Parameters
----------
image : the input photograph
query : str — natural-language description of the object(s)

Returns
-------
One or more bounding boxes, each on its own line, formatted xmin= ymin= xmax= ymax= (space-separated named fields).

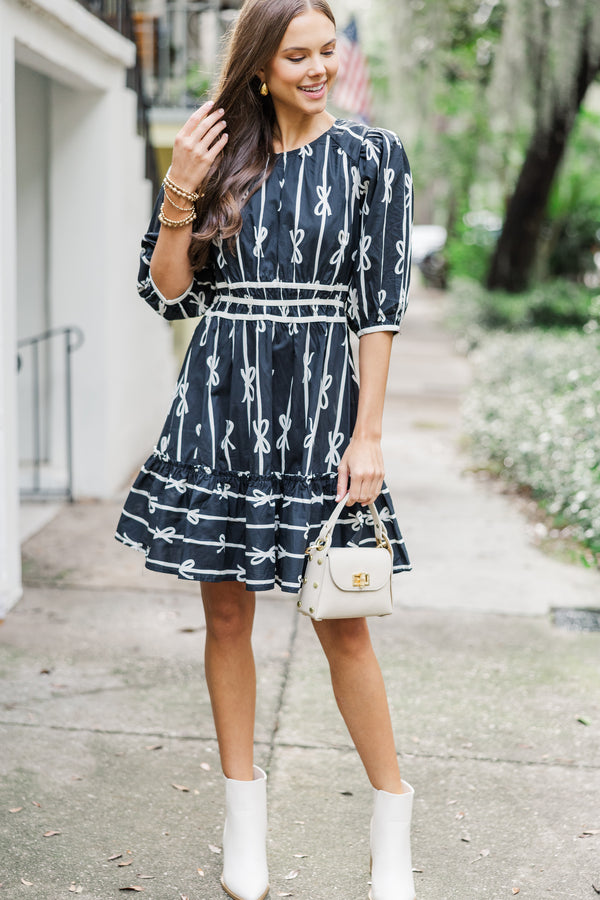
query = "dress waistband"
xmin=206 ymin=293 xmax=347 ymax=324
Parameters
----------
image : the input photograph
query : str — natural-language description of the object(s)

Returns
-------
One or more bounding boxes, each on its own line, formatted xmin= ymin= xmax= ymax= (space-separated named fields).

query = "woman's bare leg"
xmin=312 ymin=617 xmax=403 ymax=793
xmin=201 ymin=581 xmax=256 ymax=781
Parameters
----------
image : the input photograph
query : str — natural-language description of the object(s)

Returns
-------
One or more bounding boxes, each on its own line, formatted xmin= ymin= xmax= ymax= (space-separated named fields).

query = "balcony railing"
xmin=77 ymin=0 xmax=160 ymax=191
xmin=80 ymin=1 xmax=242 ymax=110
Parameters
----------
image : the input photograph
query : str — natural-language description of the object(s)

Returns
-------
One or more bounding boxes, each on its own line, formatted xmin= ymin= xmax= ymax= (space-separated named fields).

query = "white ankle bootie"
xmin=369 ymin=781 xmax=415 ymax=900
xmin=221 ymin=765 xmax=269 ymax=900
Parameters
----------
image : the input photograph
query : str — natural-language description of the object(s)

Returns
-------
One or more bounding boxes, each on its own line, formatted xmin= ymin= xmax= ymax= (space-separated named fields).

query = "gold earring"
xmin=260 ymin=82 xmax=269 ymax=97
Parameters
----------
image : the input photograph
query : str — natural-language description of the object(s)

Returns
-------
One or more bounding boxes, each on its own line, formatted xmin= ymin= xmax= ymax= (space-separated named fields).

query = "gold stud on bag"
xmin=296 ymin=493 xmax=394 ymax=621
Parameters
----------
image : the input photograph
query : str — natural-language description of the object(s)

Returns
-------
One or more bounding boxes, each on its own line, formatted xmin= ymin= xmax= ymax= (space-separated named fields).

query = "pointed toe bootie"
xmin=221 ymin=765 xmax=269 ymax=900
xmin=368 ymin=780 xmax=415 ymax=900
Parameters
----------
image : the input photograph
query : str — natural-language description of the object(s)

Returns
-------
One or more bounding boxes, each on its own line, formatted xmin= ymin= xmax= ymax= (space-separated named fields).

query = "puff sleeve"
xmin=348 ymin=129 xmax=413 ymax=337
xmin=137 ymin=187 xmax=215 ymax=321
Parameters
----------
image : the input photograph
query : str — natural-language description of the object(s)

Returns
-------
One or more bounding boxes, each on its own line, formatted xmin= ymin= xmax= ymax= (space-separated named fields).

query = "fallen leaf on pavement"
xmin=108 ymin=854 xmax=123 ymax=861
xmin=119 ymin=888 xmax=144 ymax=893
xmin=277 ymin=894 xmax=293 ymax=898
xmin=593 ymin=884 xmax=600 ymax=895
xmin=285 ymin=870 xmax=299 ymax=880
xmin=208 ymin=843 xmax=222 ymax=854
xmin=294 ymin=853 xmax=308 ymax=858
xmin=512 ymin=889 xmax=520 ymax=895
xmin=145 ymin=745 xmax=163 ymax=752
xmin=9 ymin=807 xmax=23 ymax=813
xmin=200 ymin=762 xmax=211 ymax=771
xmin=21 ymin=879 xmax=33 ymax=886
xmin=69 ymin=886 xmax=83 ymax=894
xmin=577 ymin=716 xmax=591 ymax=726
xmin=580 ymin=829 xmax=600 ymax=837
xmin=31 ymin=801 xmax=41 ymax=808
xmin=43 ymin=831 xmax=61 ymax=837
xmin=172 ymin=784 xmax=190 ymax=792
xmin=118 ymin=860 xmax=133 ymax=867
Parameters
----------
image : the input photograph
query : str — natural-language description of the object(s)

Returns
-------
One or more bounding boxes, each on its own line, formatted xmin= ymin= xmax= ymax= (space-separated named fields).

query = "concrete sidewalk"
xmin=2 ymin=286 xmax=599 ymax=899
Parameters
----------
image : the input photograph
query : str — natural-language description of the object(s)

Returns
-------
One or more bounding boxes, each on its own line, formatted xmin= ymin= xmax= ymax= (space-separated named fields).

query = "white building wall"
xmin=0 ymin=0 xmax=177 ymax=616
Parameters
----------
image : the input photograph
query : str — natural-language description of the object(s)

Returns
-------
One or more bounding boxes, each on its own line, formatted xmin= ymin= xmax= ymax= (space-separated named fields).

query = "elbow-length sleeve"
xmin=137 ymin=187 xmax=215 ymax=321
xmin=348 ymin=129 xmax=413 ymax=337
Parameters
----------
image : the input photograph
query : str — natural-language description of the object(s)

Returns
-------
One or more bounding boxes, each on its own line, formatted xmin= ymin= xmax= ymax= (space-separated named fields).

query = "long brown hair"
xmin=188 ymin=0 xmax=336 ymax=271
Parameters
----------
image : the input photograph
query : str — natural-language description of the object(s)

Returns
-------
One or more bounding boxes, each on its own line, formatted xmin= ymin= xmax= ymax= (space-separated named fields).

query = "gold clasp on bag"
xmin=352 ymin=572 xmax=370 ymax=588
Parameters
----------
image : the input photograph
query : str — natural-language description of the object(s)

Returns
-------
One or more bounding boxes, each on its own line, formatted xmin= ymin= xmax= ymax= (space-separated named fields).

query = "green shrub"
xmin=449 ymin=276 xmax=600 ymax=337
xmin=463 ymin=331 xmax=600 ymax=560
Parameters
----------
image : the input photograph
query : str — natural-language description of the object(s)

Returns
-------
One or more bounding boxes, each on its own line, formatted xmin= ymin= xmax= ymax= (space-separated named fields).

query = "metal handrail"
xmin=17 ymin=327 xmax=85 ymax=502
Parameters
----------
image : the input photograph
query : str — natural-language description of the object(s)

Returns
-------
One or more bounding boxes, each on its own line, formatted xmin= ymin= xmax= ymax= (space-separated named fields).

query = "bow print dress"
xmin=115 ymin=119 xmax=413 ymax=592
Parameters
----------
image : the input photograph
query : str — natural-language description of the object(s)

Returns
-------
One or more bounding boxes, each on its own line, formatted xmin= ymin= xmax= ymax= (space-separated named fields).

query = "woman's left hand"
xmin=336 ymin=436 xmax=385 ymax=506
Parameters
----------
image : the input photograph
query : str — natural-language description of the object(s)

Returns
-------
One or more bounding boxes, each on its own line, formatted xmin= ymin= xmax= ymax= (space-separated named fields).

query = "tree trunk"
xmin=487 ymin=46 xmax=599 ymax=292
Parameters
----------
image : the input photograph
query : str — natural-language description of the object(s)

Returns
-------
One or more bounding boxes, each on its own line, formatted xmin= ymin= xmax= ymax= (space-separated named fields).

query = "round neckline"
xmin=272 ymin=118 xmax=341 ymax=157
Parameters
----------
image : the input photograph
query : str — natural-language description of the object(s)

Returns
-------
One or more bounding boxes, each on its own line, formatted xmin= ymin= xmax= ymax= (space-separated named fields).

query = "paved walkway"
xmin=1 ymin=284 xmax=599 ymax=899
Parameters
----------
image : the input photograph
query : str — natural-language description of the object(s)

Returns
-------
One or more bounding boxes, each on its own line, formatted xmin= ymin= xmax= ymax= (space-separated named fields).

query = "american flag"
xmin=332 ymin=17 xmax=373 ymax=124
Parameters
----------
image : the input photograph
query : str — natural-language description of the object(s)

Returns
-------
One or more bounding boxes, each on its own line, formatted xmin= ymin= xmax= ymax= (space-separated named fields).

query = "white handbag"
xmin=296 ymin=493 xmax=394 ymax=621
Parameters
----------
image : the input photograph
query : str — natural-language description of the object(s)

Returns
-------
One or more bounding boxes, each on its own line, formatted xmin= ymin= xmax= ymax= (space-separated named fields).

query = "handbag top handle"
xmin=312 ymin=492 xmax=392 ymax=553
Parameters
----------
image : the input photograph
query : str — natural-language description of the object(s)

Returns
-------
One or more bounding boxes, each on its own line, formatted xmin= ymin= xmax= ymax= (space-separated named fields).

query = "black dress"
xmin=115 ymin=119 xmax=413 ymax=592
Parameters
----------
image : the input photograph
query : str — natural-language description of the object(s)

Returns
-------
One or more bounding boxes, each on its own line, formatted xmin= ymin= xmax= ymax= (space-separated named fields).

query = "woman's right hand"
xmin=168 ymin=101 xmax=228 ymax=195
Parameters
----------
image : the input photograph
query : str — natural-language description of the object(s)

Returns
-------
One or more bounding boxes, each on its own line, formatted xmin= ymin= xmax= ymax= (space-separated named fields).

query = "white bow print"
xmin=404 ymin=172 xmax=413 ymax=209
xmin=302 ymin=350 xmax=314 ymax=384
xmin=350 ymin=510 xmax=367 ymax=532
xmin=363 ymin=138 xmax=379 ymax=162
xmin=289 ymin=228 xmax=305 ymax=264
xmin=383 ymin=168 xmax=395 ymax=204
xmin=251 ymin=489 xmax=275 ymax=508
xmin=241 ymin=364 xmax=256 ymax=403
xmin=350 ymin=166 xmax=363 ymax=200
xmin=178 ymin=559 xmax=197 ymax=579
xmin=319 ymin=373 xmax=333 ymax=410
xmin=166 ymin=476 xmax=188 ymax=494
xmin=175 ymin=380 xmax=189 ymax=417
xmin=249 ymin=545 xmax=276 ymax=566
xmin=221 ymin=420 xmax=236 ymax=468
xmin=154 ymin=526 xmax=178 ymax=543
xmin=314 ymin=184 xmax=332 ymax=217
xmin=325 ymin=431 xmax=344 ymax=468
xmin=395 ymin=239 xmax=405 ymax=275
xmin=330 ymin=230 xmax=350 ymax=266
xmin=276 ymin=413 xmax=292 ymax=451
xmin=253 ymin=418 xmax=271 ymax=455
xmin=215 ymin=482 xmax=232 ymax=501
xmin=206 ymin=354 xmax=220 ymax=387
xmin=253 ymin=225 xmax=268 ymax=258
xmin=355 ymin=234 xmax=372 ymax=272
xmin=215 ymin=236 xmax=226 ymax=268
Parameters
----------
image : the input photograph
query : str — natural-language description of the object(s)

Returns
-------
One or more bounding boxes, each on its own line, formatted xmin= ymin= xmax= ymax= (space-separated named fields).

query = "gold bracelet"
xmin=163 ymin=186 xmax=195 ymax=213
xmin=158 ymin=202 xmax=197 ymax=228
xmin=163 ymin=173 xmax=199 ymax=203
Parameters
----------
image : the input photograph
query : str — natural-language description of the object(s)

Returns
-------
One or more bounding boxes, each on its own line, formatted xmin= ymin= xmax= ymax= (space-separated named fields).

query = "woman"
xmin=116 ymin=1 xmax=414 ymax=898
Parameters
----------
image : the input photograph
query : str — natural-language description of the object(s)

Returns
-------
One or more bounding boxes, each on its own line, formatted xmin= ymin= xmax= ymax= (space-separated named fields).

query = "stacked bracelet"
xmin=163 ymin=173 xmax=200 ymax=203
xmin=163 ymin=187 xmax=194 ymax=213
xmin=158 ymin=203 xmax=197 ymax=228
